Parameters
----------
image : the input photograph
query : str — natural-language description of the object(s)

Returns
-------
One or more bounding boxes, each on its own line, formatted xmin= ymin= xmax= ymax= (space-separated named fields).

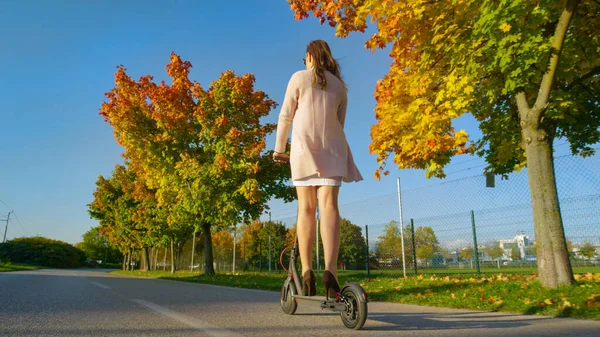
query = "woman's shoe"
xmin=322 ymin=270 xmax=341 ymax=300
xmin=302 ymin=270 xmax=316 ymax=296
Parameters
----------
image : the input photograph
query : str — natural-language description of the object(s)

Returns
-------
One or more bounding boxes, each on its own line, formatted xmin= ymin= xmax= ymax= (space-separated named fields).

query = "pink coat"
xmin=274 ymin=70 xmax=363 ymax=183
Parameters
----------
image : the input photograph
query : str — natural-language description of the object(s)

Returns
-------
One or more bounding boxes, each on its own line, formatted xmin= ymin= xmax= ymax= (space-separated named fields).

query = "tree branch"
xmin=516 ymin=92 xmax=531 ymax=120
xmin=532 ymin=0 xmax=579 ymax=119
xmin=565 ymin=66 xmax=600 ymax=90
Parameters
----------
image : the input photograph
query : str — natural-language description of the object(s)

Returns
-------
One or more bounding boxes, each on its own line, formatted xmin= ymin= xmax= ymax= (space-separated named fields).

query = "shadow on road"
xmin=363 ymin=311 xmax=549 ymax=331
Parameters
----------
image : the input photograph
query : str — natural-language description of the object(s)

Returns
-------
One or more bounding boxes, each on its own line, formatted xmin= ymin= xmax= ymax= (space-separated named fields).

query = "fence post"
xmin=411 ymin=219 xmax=417 ymax=276
xmin=191 ymin=231 xmax=196 ymax=272
xmin=232 ymin=224 xmax=236 ymax=274
xmin=365 ymin=225 xmax=370 ymax=276
xmin=471 ymin=210 xmax=481 ymax=276
xmin=397 ymin=177 xmax=407 ymax=278
xmin=268 ymin=213 xmax=272 ymax=274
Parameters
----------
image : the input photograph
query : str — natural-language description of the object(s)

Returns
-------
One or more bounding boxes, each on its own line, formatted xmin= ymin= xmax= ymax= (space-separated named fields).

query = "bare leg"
xmin=317 ymin=185 xmax=341 ymax=277
xmin=296 ymin=186 xmax=317 ymax=274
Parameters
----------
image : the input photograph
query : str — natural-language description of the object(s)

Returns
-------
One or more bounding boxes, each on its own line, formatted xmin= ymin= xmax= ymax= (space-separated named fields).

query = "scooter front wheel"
xmin=280 ymin=279 xmax=298 ymax=315
xmin=339 ymin=284 xmax=368 ymax=330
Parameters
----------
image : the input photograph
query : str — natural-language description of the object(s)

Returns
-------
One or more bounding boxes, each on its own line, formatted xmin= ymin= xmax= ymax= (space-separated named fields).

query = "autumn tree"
xmin=289 ymin=0 xmax=599 ymax=287
xmin=459 ymin=247 xmax=475 ymax=261
xmin=579 ymin=242 xmax=597 ymax=262
xmin=88 ymin=169 xmax=137 ymax=270
xmin=415 ymin=226 xmax=439 ymax=267
xmin=100 ymin=53 xmax=293 ymax=275
xmin=511 ymin=245 xmax=522 ymax=260
xmin=239 ymin=221 xmax=264 ymax=269
xmin=338 ymin=218 xmax=367 ymax=270
xmin=88 ymin=164 xmax=168 ymax=271
xmin=75 ymin=226 xmax=122 ymax=263
xmin=257 ymin=221 xmax=288 ymax=272
xmin=484 ymin=242 xmax=506 ymax=261
xmin=375 ymin=220 xmax=403 ymax=266
xmin=211 ymin=231 xmax=234 ymax=269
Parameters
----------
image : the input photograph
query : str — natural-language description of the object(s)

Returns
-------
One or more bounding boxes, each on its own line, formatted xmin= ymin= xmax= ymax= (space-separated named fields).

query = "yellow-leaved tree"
xmin=288 ymin=0 xmax=600 ymax=288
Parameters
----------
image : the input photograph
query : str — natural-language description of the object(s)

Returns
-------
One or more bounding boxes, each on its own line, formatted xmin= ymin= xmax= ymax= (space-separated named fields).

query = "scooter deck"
xmin=292 ymin=295 xmax=346 ymax=311
xmin=292 ymin=295 xmax=335 ymax=302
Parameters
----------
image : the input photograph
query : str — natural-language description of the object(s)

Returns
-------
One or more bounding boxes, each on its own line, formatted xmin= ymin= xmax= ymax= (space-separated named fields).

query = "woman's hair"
xmin=306 ymin=40 xmax=343 ymax=89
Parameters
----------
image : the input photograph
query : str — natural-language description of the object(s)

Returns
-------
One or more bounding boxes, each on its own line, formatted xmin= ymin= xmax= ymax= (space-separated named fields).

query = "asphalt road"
xmin=1 ymin=269 xmax=599 ymax=336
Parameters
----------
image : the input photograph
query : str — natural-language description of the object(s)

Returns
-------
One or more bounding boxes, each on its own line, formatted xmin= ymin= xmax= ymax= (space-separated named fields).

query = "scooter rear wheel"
xmin=339 ymin=285 xmax=368 ymax=330
xmin=280 ymin=280 xmax=298 ymax=315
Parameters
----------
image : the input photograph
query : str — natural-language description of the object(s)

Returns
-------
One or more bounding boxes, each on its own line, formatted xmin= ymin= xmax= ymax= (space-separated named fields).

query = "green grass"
xmin=357 ymin=273 xmax=600 ymax=320
xmin=366 ymin=266 xmax=599 ymax=276
xmin=112 ymin=269 xmax=600 ymax=320
xmin=0 ymin=262 xmax=40 ymax=272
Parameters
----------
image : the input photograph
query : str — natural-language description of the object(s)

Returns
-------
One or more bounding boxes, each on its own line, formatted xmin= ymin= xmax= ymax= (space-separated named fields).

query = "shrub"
xmin=0 ymin=236 xmax=86 ymax=268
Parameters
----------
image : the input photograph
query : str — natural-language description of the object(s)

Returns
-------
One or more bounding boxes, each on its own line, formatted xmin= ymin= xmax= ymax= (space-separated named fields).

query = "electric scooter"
xmin=279 ymin=235 xmax=369 ymax=330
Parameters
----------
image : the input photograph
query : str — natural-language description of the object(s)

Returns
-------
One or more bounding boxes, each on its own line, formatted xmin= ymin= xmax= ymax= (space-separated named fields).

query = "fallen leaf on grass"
xmin=584 ymin=294 xmax=600 ymax=308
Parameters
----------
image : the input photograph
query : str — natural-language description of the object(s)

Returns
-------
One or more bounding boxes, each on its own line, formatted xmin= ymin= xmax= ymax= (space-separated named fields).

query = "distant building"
xmin=498 ymin=231 xmax=535 ymax=261
xmin=572 ymin=243 xmax=600 ymax=261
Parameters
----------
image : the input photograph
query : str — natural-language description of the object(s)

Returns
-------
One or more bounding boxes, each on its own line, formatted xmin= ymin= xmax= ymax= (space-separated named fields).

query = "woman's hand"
xmin=273 ymin=152 xmax=290 ymax=163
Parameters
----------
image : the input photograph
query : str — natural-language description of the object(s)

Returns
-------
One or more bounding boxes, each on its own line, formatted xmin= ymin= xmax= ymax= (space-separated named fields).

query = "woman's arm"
xmin=274 ymin=73 xmax=300 ymax=153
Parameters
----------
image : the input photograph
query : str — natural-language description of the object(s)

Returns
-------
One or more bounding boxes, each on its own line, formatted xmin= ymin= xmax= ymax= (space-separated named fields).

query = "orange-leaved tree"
xmin=288 ymin=0 xmax=600 ymax=287
xmin=88 ymin=164 xmax=168 ymax=271
xmin=100 ymin=53 xmax=293 ymax=275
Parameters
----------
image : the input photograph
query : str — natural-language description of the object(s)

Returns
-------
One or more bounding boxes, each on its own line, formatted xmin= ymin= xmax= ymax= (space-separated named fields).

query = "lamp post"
xmin=267 ymin=211 xmax=272 ymax=273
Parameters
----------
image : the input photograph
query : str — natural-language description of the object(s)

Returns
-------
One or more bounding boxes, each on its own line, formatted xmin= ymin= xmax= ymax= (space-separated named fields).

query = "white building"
xmin=498 ymin=231 xmax=535 ymax=261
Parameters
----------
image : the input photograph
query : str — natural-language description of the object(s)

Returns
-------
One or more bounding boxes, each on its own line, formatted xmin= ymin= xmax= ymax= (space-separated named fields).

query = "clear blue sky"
xmin=0 ymin=0 xmax=587 ymax=245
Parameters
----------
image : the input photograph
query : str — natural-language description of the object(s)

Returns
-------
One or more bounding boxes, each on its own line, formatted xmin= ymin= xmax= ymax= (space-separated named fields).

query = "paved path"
xmin=1 ymin=269 xmax=598 ymax=336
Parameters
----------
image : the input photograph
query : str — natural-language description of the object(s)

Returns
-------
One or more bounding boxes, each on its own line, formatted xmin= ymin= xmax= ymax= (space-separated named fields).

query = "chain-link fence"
xmin=134 ymin=152 xmax=600 ymax=277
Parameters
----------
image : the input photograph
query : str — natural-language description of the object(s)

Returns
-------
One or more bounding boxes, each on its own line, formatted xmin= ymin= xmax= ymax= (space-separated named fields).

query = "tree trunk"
xmin=147 ymin=247 xmax=153 ymax=270
xmin=163 ymin=246 xmax=167 ymax=271
xmin=522 ymin=126 xmax=574 ymax=287
xmin=176 ymin=242 xmax=182 ymax=270
xmin=203 ymin=222 xmax=215 ymax=275
xmin=514 ymin=0 xmax=578 ymax=288
xmin=141 ymin=247 xmax=150 ymax=272
xmin=153 ymin=248 xmax=159 ymax=271
xmin=126 ymin=248 xmax=132 ymax=271
xmin=130 ymin=248 xmax=135 ymax=271
xmin=170 ymin=238 xmax=176 ymax=274
xmin=122 ymin=253 xmax=127 ymax=271
xmin=191 ymin=231 xmax=196 ymax=272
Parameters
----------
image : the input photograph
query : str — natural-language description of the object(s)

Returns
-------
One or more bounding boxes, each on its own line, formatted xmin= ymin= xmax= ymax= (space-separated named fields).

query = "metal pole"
xmin=396 ymin=178 xmax=407 ymax=278
xmin=471 ymin=210 xmax=481 ymax=276
xmin=191 ymin=231 xmax=196 ymax=272
xmin=2 ymin=211 xmax=12 ymax=243
xmin=232 ymin=224 xmax=236 ymax=274
xmin=411 ymin=219 xmax=418 ymax=276
xmin=268 ymin=212 xmax=272 ymax=273
xmin=365 ymin=225 xmax=370 ymax=276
